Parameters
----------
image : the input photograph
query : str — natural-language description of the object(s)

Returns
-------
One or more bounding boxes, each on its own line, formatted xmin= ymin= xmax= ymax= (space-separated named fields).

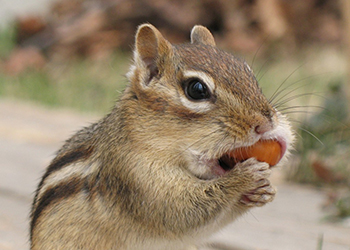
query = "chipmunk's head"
xmin=125 ymin=24 xmax=293 ymax=179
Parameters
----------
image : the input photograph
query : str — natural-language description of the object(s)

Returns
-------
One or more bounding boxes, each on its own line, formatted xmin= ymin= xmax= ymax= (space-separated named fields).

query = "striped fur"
xmin=31 ymin=144 xmax=95 ymax=238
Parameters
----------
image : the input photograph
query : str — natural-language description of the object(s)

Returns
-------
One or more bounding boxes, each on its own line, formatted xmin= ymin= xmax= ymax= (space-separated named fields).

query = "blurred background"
xmin=1 ymin=0 xmax=350 ymax=249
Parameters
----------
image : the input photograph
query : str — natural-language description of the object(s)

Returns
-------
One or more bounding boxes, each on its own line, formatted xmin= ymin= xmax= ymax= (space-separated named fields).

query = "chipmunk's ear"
xmin=132 ymin=24 xmax=173 ymax=86
xmin=190 ymin=25 xmax=216 ymax=46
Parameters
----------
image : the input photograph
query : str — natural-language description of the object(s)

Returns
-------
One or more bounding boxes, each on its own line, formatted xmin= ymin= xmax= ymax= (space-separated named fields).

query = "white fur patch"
xmin=126 ymin=64 xmax=137 ymax=81
xmin=261 ymin=112 xmax=294 ymax=163
xmin=187 ymin=149 xmax=220 ymax=179
xmin=37 ymin=161 xmax=99 ymax=201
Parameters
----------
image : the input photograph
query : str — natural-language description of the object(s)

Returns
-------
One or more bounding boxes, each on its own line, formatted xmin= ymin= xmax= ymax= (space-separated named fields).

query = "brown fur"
xmin=30 ymin=24 xmax=293 ymax=250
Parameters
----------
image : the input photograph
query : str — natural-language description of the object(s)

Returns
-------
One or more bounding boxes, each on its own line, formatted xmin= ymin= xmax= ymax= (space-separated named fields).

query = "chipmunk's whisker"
xmin=268 ymin=63 xmax=307 ymax=104
xmin=278 ymin=105 xmax=327 ymax=117
xmin=256 ymin=56 xmax=273 ymax=81
xmin=281 ymin=110 xmax=318 ymax=116
xmin=273 ymin=92 xmax=325 ymax=109
xmin=269 ymin=73 xmax=327 ymax=106
xmin=296 ymin=127 xmax=324 ymax=146
xmin=278 ymin=104 xmax=325 ymax=111
xmin=251 ymin=36 xmax=270 ymax=70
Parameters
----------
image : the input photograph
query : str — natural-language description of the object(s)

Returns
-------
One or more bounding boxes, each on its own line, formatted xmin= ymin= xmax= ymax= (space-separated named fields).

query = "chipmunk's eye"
xmin=185 ymin=79 xmax=210 ymax=100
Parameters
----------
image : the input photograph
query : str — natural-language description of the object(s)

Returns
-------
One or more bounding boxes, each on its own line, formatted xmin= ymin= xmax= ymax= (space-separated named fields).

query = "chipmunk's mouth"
xmin=218 ymin=154 xmax=240 ymax=172
xmin=210 ymin=152 xmax=244 ymax=177
xmin=208 ymin=139 xmax=286 ymax=178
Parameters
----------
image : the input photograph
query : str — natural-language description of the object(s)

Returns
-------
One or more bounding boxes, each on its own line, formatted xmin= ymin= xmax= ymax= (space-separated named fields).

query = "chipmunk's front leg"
xmin=204 ymin=158 xmax=275 ymax=218
xmin=161 ymin=159 xmax=274 ymax=235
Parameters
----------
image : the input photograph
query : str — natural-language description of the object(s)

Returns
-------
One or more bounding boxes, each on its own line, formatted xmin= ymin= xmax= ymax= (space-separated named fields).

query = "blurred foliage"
xmin=336 ymin=196 xmax=350 ymax=218
xmin=0 ymin=24 xmax=129 ymax=113
xmin=0 ymin=25 xmax=16 ymax=58
xmin=0 ymin=54 xmax=129 ymax=113
xmin=286 ymin=79 xmax=350 ymax=221
xmin=288 ymin=80 xmax=350 ymax=185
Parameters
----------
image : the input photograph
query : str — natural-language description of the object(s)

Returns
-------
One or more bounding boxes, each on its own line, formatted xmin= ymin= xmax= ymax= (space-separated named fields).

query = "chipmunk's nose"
xmin=255 ymin=122 xmax=273 ymax=135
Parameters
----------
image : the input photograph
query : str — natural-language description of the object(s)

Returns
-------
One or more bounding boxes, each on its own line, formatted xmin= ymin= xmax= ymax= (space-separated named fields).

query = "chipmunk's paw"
xmin=239 ymin=179 xmax=276 ymax=207
xmin=236 ymin=158 xmax=276 ymax=207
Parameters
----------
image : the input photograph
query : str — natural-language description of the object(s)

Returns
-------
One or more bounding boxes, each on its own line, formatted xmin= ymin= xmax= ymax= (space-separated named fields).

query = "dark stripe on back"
xmin=30 ymin=146 xmax=93 ymax=240
xmin=45 ymin=146 xmax=94 ymax=179
xmin=30 ymin=177 xmax=85 ymax=239
xmin=33 ymin=146 xmax=93 ymax=203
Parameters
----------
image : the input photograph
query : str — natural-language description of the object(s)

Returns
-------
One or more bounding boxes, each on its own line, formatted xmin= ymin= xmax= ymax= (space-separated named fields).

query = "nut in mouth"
xmin=214 ymin=139 xmax=286 ymax=177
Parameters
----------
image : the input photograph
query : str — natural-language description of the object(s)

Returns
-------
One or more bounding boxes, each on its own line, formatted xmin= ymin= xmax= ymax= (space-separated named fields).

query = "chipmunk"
xmin=30 ymin=24 xmax=293 ymax=250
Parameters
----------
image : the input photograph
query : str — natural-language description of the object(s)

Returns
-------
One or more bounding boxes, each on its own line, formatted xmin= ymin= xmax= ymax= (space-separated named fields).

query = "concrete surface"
xmin=0 ymin=98 xmax=349 ymax=250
